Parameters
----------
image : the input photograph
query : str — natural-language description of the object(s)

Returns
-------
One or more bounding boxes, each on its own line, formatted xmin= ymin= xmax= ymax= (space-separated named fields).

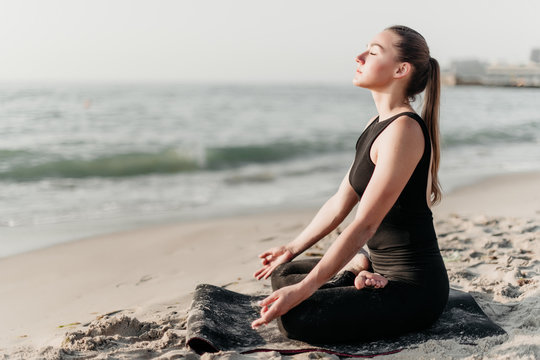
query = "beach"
xmin=2 ymin=2 xmax=540 ymax=358
xmin=1 ymin=171 xmax=538 ymax=359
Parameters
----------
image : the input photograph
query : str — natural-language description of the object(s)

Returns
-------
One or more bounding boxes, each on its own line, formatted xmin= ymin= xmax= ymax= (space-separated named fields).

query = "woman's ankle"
xmin=342 ymin=249 xmax=371 ymax=276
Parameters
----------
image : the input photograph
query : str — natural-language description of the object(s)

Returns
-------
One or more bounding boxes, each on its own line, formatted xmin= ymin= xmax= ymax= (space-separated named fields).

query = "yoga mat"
xmin=186 ymin=284 xmax=506 ymax=357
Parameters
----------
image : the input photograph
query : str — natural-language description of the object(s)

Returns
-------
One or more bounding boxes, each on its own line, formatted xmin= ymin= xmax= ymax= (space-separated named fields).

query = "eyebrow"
xmin=366 ymin=42 xmax=385 ymax=51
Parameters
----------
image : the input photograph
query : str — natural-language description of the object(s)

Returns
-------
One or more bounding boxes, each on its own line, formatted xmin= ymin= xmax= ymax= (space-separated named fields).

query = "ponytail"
xmin=422 ymin=57 xmax=442 ymax=204
xmin=386 ymin=25 xmax=442 ymax=205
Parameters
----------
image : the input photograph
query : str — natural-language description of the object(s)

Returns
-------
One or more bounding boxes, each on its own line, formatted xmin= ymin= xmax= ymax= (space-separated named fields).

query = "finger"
xmin=253 ymin=266 xmax=268 ymax=278
xmin=257 ymin=268 xmax=271 ymax=280
xmin=258 ymin=265 xmax=274 ymax=279
xmin=259 ymin=251 xmax=276 ymax=260
xmin=258 ymin=293 xmax=279 ymax=307
xmin=263 ymin=264 xmax=281 ymax=279
xmin=254 ymin=267 xmax=268 ymax=279
xmin=251 ymin=317 xmax=267 ymax=329
xmin=263 ymin=266 xmax=276 ymax=279
xmin=252 ymin=302 xmax=280 ymax=329
xmin=257 ymin=301 xmax=279 ymax=324
xmin=261 ymin=305 xmax=270 ymax=315
xmin=258 ymin=295 xmax=277 ymax=308
xmin=252 ymin=307 xmax=276 ymax=329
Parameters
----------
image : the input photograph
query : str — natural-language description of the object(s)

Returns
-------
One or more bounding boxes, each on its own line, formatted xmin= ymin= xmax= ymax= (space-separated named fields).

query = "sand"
xmin=0 ymin=172 xmax=539 ymax=359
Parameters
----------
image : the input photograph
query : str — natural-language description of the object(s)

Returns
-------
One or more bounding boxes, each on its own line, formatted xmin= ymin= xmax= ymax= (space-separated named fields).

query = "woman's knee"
xmin=271 ymin=265 xmax=300 ymax=290
xmin=271 ymin=259 xmax=319 ymax=290
xmin=275 ymin=259 xmax=318 ymax=276
xmin=271 ymin=262 xmax=292 ymax=289
xmin=273 ymin=262 xmax=291 ymax=277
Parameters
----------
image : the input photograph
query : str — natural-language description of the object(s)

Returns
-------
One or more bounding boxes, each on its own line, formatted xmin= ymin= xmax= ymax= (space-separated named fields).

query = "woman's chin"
xmin=352 ymin=79 xmax=367 ymax=88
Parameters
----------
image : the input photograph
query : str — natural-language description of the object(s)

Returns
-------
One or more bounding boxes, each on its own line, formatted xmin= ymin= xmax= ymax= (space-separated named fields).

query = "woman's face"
xmin=352 ymin=30 xmax=402 ymax=90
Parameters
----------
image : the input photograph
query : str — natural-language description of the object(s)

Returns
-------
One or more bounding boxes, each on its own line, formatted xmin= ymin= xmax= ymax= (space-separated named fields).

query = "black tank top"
xmin=349 ymin=112 xmax=448 ymax=289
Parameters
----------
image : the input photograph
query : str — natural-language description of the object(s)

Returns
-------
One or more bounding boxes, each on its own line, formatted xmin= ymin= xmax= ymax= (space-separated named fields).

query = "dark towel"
xmin=186 ymin=284 xmax=506 ymax=357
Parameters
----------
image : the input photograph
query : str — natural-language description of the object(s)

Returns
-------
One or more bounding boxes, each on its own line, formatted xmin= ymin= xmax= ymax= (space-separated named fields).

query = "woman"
xmin=251 ymin=25 xmax=449 ymax=344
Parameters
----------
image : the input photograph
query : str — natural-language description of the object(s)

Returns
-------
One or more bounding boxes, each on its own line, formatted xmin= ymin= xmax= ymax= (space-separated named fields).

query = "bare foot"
xmin=354 ymin=270 xmax=388 ymax=289
xmin=342 ymin=248 xmax=371 ymax=275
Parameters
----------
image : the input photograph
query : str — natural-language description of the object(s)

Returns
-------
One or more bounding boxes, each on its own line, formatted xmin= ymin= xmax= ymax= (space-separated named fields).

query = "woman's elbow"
xmin=332 ymin=192 xmax=358 ymax=217
xmin=348 ymin=219 xmax=379 ymax=248
xmin=364 ymin=223 xmax=379 ymax=240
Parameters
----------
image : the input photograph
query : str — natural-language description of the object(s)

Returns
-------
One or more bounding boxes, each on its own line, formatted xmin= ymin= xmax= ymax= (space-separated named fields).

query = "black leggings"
xmin=271 ymin=258 xmax=445 ymax=344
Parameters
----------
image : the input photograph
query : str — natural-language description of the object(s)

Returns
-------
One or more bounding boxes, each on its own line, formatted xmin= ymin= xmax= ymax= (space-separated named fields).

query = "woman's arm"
xmin=288 ymin=165 xmax=360 ymax=257
xmin=254 ymin=165 xmax=360 ymax=280
xmin=252 ymin=116 xmax=424 ymax=328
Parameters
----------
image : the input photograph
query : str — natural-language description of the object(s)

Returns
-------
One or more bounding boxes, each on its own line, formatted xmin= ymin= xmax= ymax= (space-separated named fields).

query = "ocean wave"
xmin=442 ymin=120 xmax=539 ymax=147
xmin=2 ymin=119 xmax=538 ymax=181
xmin=0 ymin=149 xmax=32 ymax=160
xmin=1 ymin=149 xmax=200 ymax=181
xmin=0 ymin=140 xmax=350 ymax=181
xmin=204 ymin=141 xmax=348 ymax=169
xmin=223 ymin=171 xmax=277 ymax=185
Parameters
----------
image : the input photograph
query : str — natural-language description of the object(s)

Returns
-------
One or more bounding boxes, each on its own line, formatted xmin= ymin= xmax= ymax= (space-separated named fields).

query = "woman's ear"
xmin=394 ymin=62 xmax=411 ymax=79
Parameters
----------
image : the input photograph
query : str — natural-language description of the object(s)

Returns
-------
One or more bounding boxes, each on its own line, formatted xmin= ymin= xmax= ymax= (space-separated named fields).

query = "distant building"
xmin=484 ymin=63 xmax=540 ymax=87
xmin=448 ymin=49 xmax=540 ymax=87
xmin=531 ymin=48 xmax=540 ymax=63
xmin=450 ymin=60 xmax=487 ymax=85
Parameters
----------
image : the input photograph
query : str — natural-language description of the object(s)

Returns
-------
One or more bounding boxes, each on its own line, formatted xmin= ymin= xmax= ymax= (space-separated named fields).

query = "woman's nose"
xmin=356 ymin=54 xmax=365 ymax=65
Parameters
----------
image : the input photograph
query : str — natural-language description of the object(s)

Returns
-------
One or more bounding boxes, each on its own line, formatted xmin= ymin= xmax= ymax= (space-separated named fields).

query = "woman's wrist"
xmin=284 ymin=243 xmax=298 ymax=260
xmin=294 ymin=278 xmax=318 ymax=301
xmin=298 ymin=273 xmax=323 ymax=295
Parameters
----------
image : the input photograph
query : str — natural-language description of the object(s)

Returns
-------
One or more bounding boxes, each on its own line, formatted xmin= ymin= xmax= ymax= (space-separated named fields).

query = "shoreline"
xmin=1 ymin=170 xmax=539 ymax=358
xmin=0 ymin=198 xmax=322 ymax=260
xmin=3 ymin=170 xmax=539 ymax=261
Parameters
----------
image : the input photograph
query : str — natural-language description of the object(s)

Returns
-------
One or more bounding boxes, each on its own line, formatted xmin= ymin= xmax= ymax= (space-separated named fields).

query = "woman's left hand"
xmin=251 ymin=283 xmax=310 ymax=329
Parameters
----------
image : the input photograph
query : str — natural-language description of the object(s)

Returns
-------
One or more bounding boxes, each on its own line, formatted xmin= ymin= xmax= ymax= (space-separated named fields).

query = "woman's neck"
xmin=371 ymin=89 xmax=413 ymax=120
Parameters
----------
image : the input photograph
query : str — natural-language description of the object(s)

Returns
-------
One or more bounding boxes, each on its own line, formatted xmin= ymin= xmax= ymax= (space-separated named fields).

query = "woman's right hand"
xmin=253 ymin=245 xmax=294 ymax=280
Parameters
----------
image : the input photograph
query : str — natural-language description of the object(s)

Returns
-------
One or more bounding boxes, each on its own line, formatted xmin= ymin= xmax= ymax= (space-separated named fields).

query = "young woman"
xmin=251 ymin=25 xmax=449 ymax=343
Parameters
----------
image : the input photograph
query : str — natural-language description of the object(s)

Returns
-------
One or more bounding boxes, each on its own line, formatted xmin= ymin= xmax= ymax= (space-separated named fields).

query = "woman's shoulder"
xmin=385 ymin=114 xmax=424 ymax=139
xmin=377 ymin=114 xmax=425 ymax=154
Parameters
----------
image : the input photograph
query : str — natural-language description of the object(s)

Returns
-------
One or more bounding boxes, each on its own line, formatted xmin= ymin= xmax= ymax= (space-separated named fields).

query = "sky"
xmin=1 ymin=0 xmax=539 ymax=83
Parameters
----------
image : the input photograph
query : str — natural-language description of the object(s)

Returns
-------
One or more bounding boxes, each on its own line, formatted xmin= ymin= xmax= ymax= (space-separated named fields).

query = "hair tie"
xmin=428 ymin=57 xmax=436 ymax=72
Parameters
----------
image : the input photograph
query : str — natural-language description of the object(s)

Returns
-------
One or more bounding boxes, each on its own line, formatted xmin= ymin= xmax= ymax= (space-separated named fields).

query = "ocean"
xmin=1 ymin=83 xmax=539 ymax=257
